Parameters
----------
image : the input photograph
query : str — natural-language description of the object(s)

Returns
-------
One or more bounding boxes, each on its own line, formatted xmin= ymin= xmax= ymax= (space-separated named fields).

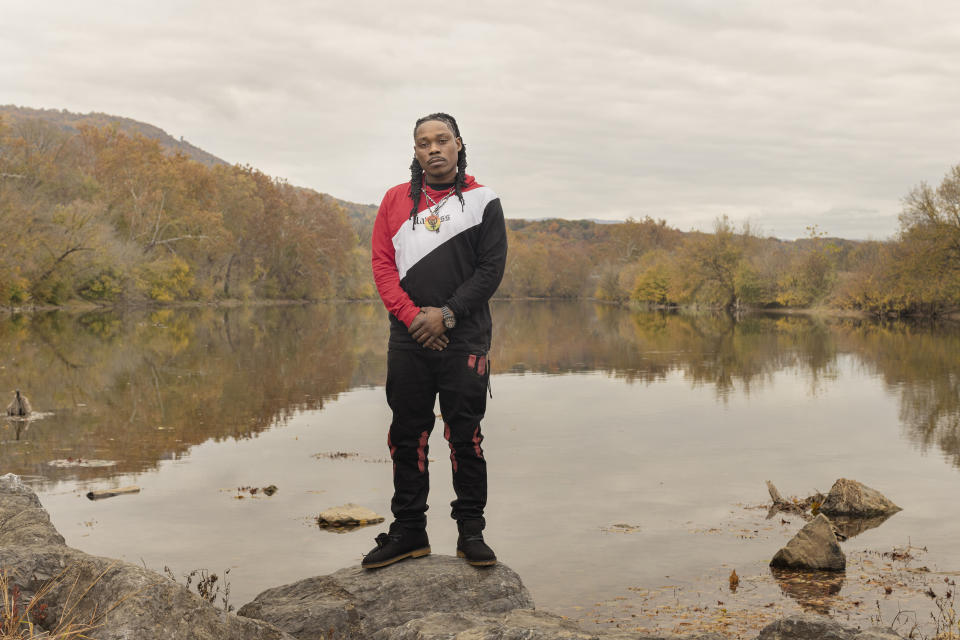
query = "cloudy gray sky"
xmin=4 ymin=1 xmax=960 ymax=239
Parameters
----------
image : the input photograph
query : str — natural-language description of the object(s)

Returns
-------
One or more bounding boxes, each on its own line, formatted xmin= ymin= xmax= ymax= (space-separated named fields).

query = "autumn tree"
xmin=682 ymin=216 xmax=748 ymax=309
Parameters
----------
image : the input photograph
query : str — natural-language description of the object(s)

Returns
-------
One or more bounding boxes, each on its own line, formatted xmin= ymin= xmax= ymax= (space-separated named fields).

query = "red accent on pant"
xmin=467 ymin=354 xmax=477 ymax=370
xmin=444 ymin=422 xmax=458 ymax=472
xmin=417 ymin=430 xmax=429 ymax=473
xmin=472 ymin=426 xmax=484 ymax=458
xmin=478 ymin=355 xmax=486 ymax=375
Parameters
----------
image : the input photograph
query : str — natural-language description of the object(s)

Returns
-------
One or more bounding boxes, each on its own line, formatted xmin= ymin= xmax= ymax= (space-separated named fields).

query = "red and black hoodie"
xmin=371 ymin=174 xmax=507 ymax=352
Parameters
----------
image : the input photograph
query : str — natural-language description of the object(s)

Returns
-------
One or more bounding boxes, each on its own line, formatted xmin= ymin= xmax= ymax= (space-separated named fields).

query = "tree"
xmin=684 ymin=215 xmax=746 ymax=309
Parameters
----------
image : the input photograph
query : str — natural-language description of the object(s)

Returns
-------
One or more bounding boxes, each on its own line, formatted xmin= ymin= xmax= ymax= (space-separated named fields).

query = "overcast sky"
xmin=4 ymin=1 xmax=960 ymax=239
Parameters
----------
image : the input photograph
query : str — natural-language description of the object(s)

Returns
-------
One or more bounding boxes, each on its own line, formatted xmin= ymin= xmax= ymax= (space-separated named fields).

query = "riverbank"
xmin=6 ymin=295 xmax=958 ymax=323
xmin=1 ymin=297 xmax=331 ymax=315
xmin=0 ymin=474 xmax=908 ymax=640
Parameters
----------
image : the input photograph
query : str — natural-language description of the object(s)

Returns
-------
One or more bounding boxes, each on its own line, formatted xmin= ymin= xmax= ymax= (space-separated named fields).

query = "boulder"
xmin=757 ymin=614 xmax=904 ymax=639
xmin=0 ymin=474 xmax=295 ymax=640
xmin=238 ymin=555 xmax=534 ymax=639
xmin=770 ymin=514 xmax=846 ymax=571
xmin=819 ymin=479 xmax=901 ymax=518
xmin=238 ymin=554 xmax=731 ymax=640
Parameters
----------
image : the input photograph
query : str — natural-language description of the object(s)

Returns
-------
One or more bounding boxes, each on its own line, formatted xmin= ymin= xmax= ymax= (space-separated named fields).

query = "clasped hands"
xmin=409 ymin=306 xmax=449 ymax=351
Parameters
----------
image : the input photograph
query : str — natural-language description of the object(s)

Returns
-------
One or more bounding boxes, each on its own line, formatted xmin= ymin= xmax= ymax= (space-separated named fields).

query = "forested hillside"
xmin=1 ymin=107 xmax=958 ymax=316
xmin=0 ymin=113 xmax=369 ymax=304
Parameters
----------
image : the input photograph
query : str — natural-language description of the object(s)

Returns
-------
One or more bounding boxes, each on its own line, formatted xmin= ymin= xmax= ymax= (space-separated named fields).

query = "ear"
xmin=455 ymin=137 xmax=463 ymax=152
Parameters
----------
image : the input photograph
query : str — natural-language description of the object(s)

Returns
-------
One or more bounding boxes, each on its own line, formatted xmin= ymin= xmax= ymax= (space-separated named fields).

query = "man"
xmin=365 ymin=113 xmax=507 ymax=569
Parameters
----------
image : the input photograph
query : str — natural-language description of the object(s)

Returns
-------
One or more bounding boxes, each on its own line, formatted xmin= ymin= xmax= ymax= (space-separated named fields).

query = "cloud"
xmin=3 ymin=0 xmax=959 ymax=239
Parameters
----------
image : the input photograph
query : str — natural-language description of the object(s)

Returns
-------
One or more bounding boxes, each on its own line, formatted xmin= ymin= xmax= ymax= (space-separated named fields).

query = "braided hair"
xmin=408 ymin=112 xmax=468 ymax=227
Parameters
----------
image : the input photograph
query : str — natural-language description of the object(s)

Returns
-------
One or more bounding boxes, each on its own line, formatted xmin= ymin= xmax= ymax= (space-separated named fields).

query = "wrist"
xmin=440 ymin=305 xmax=456 ymax=329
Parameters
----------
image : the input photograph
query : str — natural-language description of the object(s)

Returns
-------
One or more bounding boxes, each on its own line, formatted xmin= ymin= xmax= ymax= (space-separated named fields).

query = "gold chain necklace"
xmin=421 ymin=182 xmax=455 ymax=232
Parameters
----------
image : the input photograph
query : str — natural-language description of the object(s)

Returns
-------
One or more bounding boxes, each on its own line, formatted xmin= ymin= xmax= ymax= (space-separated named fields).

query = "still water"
xmin=2 ymin=301 xmax=959 ymax=637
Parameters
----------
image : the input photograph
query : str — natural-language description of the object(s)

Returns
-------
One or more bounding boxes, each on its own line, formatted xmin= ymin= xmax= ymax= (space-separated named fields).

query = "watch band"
xmin=441 ymin=306 xmax=456 ymax=329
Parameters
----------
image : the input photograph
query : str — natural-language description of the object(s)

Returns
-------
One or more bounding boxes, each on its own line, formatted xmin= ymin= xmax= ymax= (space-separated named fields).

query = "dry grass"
xmin=1 ymin=560 xmax=151 ymax=640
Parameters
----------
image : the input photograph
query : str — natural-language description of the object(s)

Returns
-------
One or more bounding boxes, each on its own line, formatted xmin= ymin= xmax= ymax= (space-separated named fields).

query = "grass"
xmin=1 ymin=560 xmax=149 ymax=640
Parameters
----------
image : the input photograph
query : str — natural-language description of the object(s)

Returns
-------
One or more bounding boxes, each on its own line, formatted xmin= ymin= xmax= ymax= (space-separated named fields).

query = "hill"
xmin=0 ymin=105 xmax=228 ymax=167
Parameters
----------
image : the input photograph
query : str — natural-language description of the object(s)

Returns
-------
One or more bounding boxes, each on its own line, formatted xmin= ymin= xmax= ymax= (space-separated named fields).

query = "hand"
xmin=422 ymin=334 xmax=449 ymax=351
xmin=409 ymin=307 xmax=446 ymax=345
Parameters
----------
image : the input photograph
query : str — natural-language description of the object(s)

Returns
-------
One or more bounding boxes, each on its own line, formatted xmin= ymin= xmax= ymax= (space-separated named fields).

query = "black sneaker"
xmin=456 ymin=520 xmax=497 ymax=567
xmin=361 ymin=523 xmax=430 ymax=569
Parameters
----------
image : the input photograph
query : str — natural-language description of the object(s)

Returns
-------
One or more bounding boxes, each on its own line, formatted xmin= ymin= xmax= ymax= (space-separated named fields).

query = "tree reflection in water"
xmin=2 ymin=301 xmax=959 ymax=485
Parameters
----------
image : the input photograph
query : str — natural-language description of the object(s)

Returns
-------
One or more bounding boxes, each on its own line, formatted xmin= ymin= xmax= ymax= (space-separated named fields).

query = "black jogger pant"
xmin=386 ymin=347 xmax=490 ymax=530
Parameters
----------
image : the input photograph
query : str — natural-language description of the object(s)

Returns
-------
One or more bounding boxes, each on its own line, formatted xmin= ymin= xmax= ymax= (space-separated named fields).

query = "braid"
xmin=408 ymin=158 xmax=424 ymax=227
xmin=409 ymin=112 xmax=468 ymax=228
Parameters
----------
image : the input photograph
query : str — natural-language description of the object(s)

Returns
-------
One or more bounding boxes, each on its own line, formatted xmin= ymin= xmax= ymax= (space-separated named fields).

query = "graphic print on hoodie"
xmin=371 ymin=174 xmax=507 ymax=352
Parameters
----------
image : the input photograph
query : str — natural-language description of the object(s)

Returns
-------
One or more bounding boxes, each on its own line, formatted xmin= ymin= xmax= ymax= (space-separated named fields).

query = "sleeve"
xmin=445 ymin=197 xmax=508 ymax=319
xmin=371 ymin=193 xmax=421 ymax=327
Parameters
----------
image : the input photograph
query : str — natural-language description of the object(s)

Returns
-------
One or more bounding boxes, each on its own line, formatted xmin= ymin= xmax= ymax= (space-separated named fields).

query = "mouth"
xmin=428 ymin=158 xmax=445 ymax=166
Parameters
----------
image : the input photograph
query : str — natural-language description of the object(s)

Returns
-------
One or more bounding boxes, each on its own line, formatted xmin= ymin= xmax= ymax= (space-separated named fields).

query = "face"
xmin=413 ymin=120 xmax=462 ymax=184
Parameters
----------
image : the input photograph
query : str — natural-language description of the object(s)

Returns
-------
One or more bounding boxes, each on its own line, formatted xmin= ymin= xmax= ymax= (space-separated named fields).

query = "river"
xmin=2 ymin=301 xmax=958 ymax=637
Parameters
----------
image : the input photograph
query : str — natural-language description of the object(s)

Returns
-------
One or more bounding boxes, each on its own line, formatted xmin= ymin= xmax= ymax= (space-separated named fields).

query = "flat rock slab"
xmin=771 ymin=514 xmax=846 ymax=571
xmin=820 ymin=479 xmax=901 ymax=518
xmin=239 ymin=555 xmax=534 ymax=640
xmin=316 ymin=503 xmax=385 ymax=529
xmin=757 ymin=615 xmax=904 ymax=639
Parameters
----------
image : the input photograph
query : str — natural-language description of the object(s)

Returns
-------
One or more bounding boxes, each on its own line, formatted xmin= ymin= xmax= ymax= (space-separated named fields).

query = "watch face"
xmin=444 ymin=317 xmax=455 ymax=329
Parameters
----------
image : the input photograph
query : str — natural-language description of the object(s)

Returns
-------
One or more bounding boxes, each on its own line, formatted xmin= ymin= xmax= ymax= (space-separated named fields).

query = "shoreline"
xmin=3 ymin=296 xmax=958 ymax=322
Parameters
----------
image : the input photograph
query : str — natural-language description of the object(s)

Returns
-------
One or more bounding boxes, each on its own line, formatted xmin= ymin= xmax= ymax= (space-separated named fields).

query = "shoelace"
xmin=374 ymin=532 xmax=401 ymax=549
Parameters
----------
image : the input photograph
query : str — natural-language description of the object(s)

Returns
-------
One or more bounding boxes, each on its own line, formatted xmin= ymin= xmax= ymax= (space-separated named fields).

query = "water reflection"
xmin=0 ymin=305 xmax=388 ymax=485
xmin=491 ymin=303 xmax=841 ymax=396
xmin=831 ymin=514 xmax=897 ymax=540
xmin=2 ymin=302 xmax=959 ymax=483
xmin=770 ymin=567 xmax=845 ymax=615
xmin=834 ymin=322 xmax=960 ymax=469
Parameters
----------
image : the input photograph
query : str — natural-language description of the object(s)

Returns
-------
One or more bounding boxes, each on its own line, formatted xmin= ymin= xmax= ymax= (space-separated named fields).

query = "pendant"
xmin=424 ymin=213 xmax=441 ymax=232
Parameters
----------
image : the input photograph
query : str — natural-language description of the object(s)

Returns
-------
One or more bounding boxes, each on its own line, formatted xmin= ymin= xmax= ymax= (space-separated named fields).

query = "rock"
xmin=0 ymin=474 xmax=295 ymax=640
xmin=0 ymin=473 xmax=66 ymax=548
xmin=819 ymin=479 xmax=901 ymax=518
xmin=371 ymin=609 xmax=597 ymax=640
xmin=316 ymin=503 xmax=385 ymax=530
xmin=239 ymin=555 xmax=534 ymax=639
xmin=770 ymin=514 xmax=846 ymax=571
xmin=757 ymin=614 xmax=905 ymax=639
xmin=370 ymin=608 xmax=725 ymax=639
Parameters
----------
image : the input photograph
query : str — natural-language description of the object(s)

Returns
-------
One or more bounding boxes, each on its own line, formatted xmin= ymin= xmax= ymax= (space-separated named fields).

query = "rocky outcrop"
xmin=819 ymin=479 xmax=901 ymax=518
xmin=0 ymin=474 xmax=294 ymax=640
xmin=757 ymin=615 xmax=904 ymax=639
xmin=770 ymin=514 xmax=846 ymax=571
xmin=238 ymin=555 xmax=534 ymax=639
xmin=237 ymin=554 xmax=730 ymax=640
